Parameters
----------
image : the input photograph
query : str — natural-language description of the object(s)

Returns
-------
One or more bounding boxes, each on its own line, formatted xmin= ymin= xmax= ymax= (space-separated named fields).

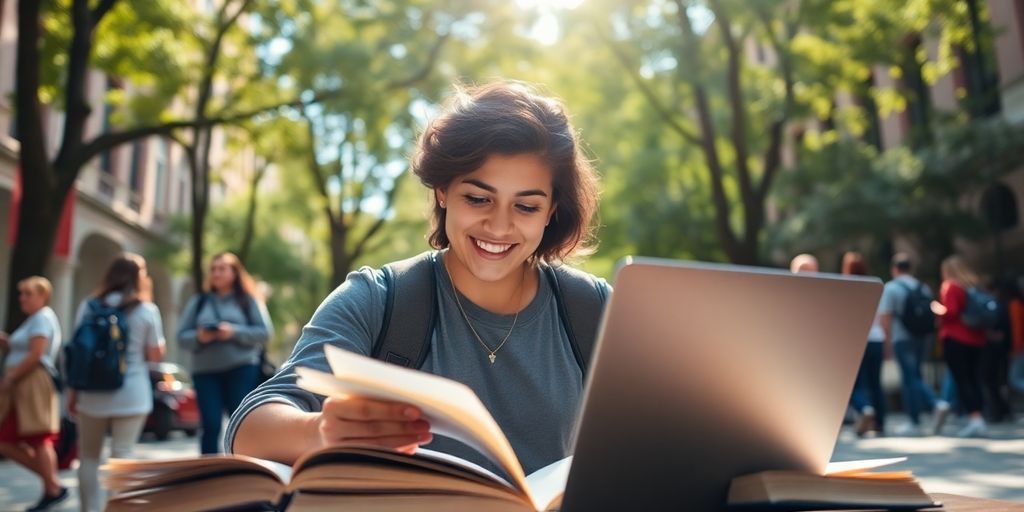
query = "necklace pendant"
xmin=488 ymin=353 xmax=496 ymax=364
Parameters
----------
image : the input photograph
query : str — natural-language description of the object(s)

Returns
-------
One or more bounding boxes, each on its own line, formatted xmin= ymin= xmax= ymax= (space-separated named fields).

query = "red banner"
xmin=6 ymin=167 xmax=75 ymax=257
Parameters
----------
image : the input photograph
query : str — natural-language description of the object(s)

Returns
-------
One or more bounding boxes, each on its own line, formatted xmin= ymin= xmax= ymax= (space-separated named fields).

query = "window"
xmin=981 ymin=183 xmax=1019 ymax=232
xmin=154 ymin=138 xmax=168 ymax=211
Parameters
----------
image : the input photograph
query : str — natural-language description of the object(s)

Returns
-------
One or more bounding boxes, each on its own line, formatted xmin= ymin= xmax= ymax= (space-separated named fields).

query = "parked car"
xmin=145 ymin=362 xmax=200 ymax=440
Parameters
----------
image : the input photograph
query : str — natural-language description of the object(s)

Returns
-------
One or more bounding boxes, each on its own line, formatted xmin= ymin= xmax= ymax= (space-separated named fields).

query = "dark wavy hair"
xmin=411 ymin=81 xmax=599 ymax=263
xmin=95 ymin=252 xmax=147 ymax=304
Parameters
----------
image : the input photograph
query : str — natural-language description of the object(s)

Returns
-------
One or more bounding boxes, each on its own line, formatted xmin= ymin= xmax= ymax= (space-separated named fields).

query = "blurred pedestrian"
xmin=178 ymin=252 xmax=272 ymax=454
xmin=69 ymin=253 xmax=165 ymax=512
xmin=997 ymin=278 xmax=1024 ymax=405
xmin=843 ymin=252 xmax=886 ymax=437
xmin=981 ymin=277 xmax=1016 ymax=422
xmin=790 ymin=253 xmax=819 ymax=273
xmin=878 ymin=253 xmax=948 ymax=436
xmin=934 ymin=255 xmax=988 ymax=437
xmin=0 ymin=276 xmax=66 ymax=511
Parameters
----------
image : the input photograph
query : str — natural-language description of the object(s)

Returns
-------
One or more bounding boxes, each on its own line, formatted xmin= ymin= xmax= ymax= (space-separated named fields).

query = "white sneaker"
xmin=892 ymin=423 xmax=921 ymax=437
xmin=957 ymin=418 xmax=987 ymax=438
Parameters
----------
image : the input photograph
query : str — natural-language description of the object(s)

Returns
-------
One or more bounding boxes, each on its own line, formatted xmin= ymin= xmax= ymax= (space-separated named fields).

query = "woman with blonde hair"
xmin=0 ymin=276 xmax=66 ymax=510
xmin=70 ymin=253 xmax=166 ymax=511
xmin=936 ymin=255 xmax=987 ymax=437
xmin=178 ymin=252 xmax=272 ymax=454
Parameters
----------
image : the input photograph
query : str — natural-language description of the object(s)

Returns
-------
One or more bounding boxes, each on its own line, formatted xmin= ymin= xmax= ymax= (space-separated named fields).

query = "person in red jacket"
xmin=934 ymin=255 xmax=988 ymax=437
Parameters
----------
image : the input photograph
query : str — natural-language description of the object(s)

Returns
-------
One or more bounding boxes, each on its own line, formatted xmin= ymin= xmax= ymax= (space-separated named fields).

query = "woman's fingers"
xmin=318 ymin=396 xmax=431 ymax=450
xmin=323 ymin=396 xmax=422 ymax=422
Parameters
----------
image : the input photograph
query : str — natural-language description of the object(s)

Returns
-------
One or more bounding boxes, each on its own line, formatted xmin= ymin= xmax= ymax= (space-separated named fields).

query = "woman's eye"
xmin=516 ymin=204 xmax=542 ymax=213
xmin=463 ymin=195 xmax=488 ymax=205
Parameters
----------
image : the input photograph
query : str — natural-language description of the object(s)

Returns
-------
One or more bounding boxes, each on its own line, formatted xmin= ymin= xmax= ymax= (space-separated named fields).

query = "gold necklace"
xmin=444 ymin=255 xmax=526 ymax=365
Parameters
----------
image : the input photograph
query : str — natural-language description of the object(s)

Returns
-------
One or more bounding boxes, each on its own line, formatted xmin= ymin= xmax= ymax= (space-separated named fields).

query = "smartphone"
xmin=202 ymin=323 xmax=220 ymax=332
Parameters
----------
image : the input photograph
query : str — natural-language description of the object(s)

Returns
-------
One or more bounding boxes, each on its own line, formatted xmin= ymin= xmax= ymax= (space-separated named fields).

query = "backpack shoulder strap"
xmin=371 ymin=251 xmax=438 ymax=368
xmin=543 ymin=264 xmax=608 ymax=378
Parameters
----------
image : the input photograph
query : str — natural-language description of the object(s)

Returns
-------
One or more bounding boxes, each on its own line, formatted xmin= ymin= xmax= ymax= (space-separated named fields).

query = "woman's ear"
xmin=435 ymin=188 xmax=447 ymax=209
xmin=546 ymin=202 xmax=558 ymax=226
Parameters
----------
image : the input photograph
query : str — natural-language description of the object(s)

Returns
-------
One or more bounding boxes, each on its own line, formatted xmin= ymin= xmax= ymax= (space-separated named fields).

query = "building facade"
xmin=0 ymin=0 xmax=251 ymax=365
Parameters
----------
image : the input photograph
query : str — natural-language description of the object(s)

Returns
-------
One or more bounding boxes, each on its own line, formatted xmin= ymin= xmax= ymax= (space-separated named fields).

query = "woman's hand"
xmin=931 ymin=300 xmax=948 ymax=316
xmin=215 ymin=322 xmax=234 ymax=341
xmin=0 ymin=374 xmax=12 ymax=393
xmin=316 ymin=396 xmax=432 ymax=455
xmin=196 ymin=326 xmax=217 ymax=344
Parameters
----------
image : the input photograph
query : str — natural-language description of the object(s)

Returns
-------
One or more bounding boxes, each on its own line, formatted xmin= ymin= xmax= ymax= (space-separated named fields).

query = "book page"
xmin=296 ymin=345 xmax=535 ymax=506
xmin=103 ymin=455 xmax=292 ymax=493
xmin=824 ymin=457 xmax=907 ymax=477
xmin=525 ymin=456 xmax=572 ymax=511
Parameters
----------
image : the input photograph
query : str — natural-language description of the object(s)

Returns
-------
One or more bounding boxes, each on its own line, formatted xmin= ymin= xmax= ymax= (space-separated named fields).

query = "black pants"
xmin=943 ymin=338 xmax=985 ymax=415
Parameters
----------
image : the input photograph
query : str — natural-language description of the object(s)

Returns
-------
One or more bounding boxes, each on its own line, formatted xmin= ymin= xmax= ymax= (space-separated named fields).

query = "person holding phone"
xmin=177 ymin=252 xmax=272 ymax=454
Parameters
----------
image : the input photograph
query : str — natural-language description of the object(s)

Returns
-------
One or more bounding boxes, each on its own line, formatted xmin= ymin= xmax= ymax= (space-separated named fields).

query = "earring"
xmin=439 ymin=200 xmax=446 ymax=208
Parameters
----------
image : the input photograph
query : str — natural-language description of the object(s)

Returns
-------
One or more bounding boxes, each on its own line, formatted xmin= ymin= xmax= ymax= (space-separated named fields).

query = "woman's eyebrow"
xmin=462 ymin=178 xmax=549 ymax=198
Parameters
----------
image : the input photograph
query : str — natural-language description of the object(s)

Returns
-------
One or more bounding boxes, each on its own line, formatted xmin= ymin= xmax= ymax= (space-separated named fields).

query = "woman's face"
xmin=437 ymin=153 xmax=556 ymax=284
xmin=209 ymin=258 xmax=236 ymax=292
xmin=18 ymin=286 xmax=47 ymax=315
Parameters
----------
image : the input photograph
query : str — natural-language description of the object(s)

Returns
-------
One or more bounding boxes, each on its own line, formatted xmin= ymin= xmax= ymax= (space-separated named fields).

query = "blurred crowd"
xmin=0 ymin=252 xmax=273 ymax=511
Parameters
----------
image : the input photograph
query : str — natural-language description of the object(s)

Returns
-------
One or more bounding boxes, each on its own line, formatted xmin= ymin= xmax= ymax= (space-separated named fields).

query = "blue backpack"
xmin=64 ymin=298 xmax=132 ymax=391
xmin=961 ymin=287 xmax=999 ymax=330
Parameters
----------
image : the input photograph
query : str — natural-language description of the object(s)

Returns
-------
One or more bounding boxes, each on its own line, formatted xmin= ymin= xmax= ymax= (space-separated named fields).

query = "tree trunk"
xmin=329 ymin=223 xmax=351 ymax=288
xmin=237 ymin=162 xmax=267 ymax=264
xmin=3 ymin=180 xmax=64 ymax=331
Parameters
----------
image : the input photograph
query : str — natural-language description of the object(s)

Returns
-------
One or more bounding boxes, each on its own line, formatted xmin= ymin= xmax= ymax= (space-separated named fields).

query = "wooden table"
xmin=926 ymin=494 xmax=1024 ymax=511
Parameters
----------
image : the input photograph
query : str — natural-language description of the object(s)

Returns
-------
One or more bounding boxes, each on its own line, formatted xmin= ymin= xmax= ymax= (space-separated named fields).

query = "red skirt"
xmin=0 ymin=407 xmax=59 ymax=446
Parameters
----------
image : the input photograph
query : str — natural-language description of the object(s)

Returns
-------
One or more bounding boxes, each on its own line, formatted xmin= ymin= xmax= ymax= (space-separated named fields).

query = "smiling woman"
xmin=228 ymin=81 xmax=610 ymax=479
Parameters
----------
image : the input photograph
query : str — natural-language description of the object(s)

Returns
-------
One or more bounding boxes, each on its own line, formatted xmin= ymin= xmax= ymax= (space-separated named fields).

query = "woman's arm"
xmin=144 ymin=303 xmax=166 ymax=362
xmin=221 ymin=298 xmax=271 ymax=348
xmin=232 ymin=399 xmax=430 ymax=465
xmin=177 ymin=295 xmax=209 ymax=351
xmin=0 ymin=336 xmax=47 ymax=390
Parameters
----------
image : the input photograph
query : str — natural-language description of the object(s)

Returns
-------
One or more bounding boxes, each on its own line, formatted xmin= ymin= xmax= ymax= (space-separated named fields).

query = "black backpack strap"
xmin=371 ymin=251 xmax=438 ymax=368
xmin=543 ymin=264 xmax=608 ymax=378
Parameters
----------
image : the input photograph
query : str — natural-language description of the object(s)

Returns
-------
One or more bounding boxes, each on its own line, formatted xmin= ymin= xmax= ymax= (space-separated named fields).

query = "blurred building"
xmin=0 ymin=0 xmax=259 ymax=365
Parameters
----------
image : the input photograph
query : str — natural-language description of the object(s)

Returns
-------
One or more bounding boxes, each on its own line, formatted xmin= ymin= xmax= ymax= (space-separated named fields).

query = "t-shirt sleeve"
xmin=878 ymin=282 xmax=898 ymax=315
xmin=23 ymin=312 xmax=55 ymax=340
xmin=223 ymin=266 xmax=388 ymax=453
xmin=144 ymin=303 xmax=166 ymax=349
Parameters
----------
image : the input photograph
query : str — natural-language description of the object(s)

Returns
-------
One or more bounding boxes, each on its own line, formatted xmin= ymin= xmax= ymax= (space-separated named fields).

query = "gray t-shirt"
xmin=225 ymin=251 xmax=610 ymax=476
xmin=5 ymin=306 xmax=62 ymax=374
xmin=177 ymin=292 xmax=273 ymax=374
xmin=878 ymin=274 xmax=931 ymax=343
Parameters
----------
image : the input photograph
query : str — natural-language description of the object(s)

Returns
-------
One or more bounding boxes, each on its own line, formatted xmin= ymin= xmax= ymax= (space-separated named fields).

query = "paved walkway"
xmin=1 ymin=415 xmax=1022 ymax=510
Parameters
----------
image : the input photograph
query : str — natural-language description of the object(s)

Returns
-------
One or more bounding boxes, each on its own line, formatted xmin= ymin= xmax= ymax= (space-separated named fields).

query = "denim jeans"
xmin=850 ymin=342 xmax=885 ymax=429
xmin=193 ymin=364 xmax=259 ymax=454
xmin=893 ymin=338 xmax=938 ymax=425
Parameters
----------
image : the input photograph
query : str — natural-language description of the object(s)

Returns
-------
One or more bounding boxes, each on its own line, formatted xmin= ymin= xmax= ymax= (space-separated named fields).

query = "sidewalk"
xmin=832 ymin=413 xmax=1024 ymax=503
xmin=2 ymin=417 xmax=1022 ymax=510
xmin=0 ymin=432 xmax=200 ymax=511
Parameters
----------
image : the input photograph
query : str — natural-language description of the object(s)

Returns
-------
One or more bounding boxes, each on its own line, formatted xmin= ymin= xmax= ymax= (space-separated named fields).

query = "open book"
xmin=103 ymin=344 xmax=571 ymax=511
xmin=727 ymin=457 xmax=941 ymax=510
xmin=103 ymin=345 xmax=930 ymax=511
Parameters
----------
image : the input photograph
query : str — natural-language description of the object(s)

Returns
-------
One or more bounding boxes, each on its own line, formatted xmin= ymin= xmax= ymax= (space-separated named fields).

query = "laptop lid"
xmin=560 ymin=257 xmax=882 ymax=511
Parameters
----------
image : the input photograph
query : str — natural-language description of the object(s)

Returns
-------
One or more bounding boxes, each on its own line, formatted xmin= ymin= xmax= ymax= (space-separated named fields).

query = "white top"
xmin=5 ymin=306 xmax=62 ymax=373
xmin=74 ymin=293 xmax=166 ymax=417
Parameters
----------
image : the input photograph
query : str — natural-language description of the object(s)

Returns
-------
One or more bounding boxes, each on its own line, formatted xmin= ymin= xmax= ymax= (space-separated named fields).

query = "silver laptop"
xmin=560 ymin=257 xmax=883 ymax=511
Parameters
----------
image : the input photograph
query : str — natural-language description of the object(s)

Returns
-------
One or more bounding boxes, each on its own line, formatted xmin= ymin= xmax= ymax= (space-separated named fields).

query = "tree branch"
xmin=90 ymin=0 xmax=118 ymax=27
xmin=74 ymin=89 xmax=342 ymax=169
xmin=755 ymin=5 xmax=796 ymax=202
xmin=673 ymin=0 xmax=740 ymax=257
xmin=351 ymin=169 xmax=404 ymax=262
xmin=386 ymin=32 xmax=451 ymax=90
xmin=594 ymin=25 xmax=702 ymax=145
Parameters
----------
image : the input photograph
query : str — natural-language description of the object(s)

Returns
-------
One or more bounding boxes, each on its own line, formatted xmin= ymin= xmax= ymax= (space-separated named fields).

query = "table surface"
xmin=927 ymin=494 xmax=1024 ymax=511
